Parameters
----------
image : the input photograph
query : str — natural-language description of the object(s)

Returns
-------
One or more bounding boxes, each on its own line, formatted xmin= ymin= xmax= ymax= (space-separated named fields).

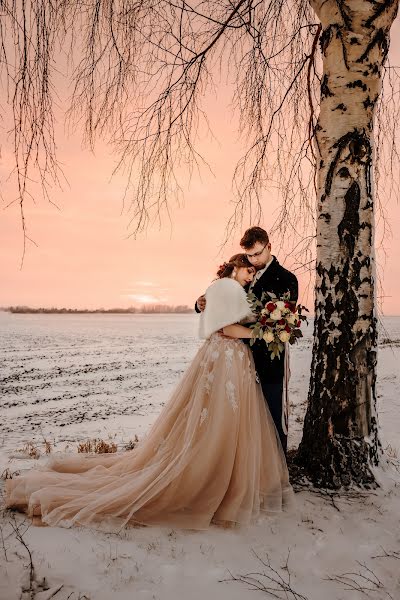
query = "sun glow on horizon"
xmin=124 ymin=293 xmax=168 ymax=305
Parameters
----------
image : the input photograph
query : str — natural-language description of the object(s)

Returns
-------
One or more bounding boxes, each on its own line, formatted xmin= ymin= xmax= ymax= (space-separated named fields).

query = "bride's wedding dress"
xmin=5 ymin=278 xmax=293 ymax=531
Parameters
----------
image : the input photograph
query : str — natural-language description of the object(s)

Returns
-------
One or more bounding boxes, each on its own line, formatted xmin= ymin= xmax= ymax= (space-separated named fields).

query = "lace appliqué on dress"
xmin=210 ymin=349 xmax=220 ymax=361
xmin=199 ymin=408 xmax=208 ymax=426
xmin=204 ymin=371 xmax=215 ymax=394
xmin=224 ymin=346 xmax=234 ymax=368
xmin=226 ymin=380 xmax=238 ymax=412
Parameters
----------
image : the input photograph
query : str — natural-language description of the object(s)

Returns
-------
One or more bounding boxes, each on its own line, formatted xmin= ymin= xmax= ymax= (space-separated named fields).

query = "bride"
xmin=5 ymin=254 xmax=293 ymax=531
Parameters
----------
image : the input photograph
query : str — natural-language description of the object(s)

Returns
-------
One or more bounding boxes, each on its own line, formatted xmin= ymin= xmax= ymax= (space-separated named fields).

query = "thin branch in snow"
xmin=0 ymin=524 xmax=9 ymax=562
xmin=371 ymin=546 xmax=400 ymax=560
xmin=326 ymin=561 xmax=394 ymax=599
xmin=4 ymin=514 xmax=66 ymax=599
xmin=9 ymin=515 xmax=36 ymax=595
xmin=220 ymin=548 xmax=309 ymax=599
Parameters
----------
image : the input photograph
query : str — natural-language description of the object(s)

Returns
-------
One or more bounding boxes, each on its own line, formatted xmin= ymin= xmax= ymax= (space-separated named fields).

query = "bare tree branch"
xmin=1 ymin=0 xmax=398 ymax=255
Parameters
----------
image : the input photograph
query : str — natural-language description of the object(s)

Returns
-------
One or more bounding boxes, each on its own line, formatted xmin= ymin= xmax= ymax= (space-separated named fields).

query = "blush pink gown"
xmin=5 ymin=333 xmax=293 ymax=531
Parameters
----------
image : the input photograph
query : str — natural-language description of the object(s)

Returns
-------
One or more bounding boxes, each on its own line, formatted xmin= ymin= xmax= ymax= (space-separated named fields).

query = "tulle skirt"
xmin=5 ymin=333 xmax=293 ymax=531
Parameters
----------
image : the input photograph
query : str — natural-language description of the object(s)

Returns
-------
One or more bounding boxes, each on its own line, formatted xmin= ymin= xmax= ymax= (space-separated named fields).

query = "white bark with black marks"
xmin=298 ymin=0 xmax=399 ymax=488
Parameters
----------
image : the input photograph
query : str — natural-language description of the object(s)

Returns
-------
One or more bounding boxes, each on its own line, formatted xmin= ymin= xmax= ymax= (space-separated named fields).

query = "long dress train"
xmin=5 ymin=333 xmax=293 ymax=531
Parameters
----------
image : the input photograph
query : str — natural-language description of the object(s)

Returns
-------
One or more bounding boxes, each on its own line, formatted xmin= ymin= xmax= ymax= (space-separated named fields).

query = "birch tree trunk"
xmin=298 ymin=0 xmax=399 ymax=487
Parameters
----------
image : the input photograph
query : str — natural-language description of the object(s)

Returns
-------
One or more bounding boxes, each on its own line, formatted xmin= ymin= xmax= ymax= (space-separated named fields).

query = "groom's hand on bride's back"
xmin=195 ymin=295 xmax=206 ymax=313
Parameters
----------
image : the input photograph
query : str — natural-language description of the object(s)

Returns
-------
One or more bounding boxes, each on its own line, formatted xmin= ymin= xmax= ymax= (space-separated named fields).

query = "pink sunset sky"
xmin=1 ymin=21 xmax=400 ymax=314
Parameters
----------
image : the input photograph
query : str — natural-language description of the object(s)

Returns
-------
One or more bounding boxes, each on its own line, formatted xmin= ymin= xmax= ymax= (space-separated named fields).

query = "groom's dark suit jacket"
xmin=247 ymin=256 xmax=298 ymax=384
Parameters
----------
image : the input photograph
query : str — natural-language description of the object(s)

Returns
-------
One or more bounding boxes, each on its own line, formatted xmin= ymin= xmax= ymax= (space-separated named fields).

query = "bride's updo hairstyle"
xmin=216 ymin=253 xmax=253 ymax=279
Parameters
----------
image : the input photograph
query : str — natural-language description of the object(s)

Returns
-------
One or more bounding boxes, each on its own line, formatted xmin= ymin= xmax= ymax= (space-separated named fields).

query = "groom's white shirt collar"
xmin=249 ymin=256 xmax=274 ymax=291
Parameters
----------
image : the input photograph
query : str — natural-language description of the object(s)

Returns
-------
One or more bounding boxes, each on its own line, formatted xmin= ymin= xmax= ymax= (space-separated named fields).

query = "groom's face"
xmin=243 ymin=241 xmax=272 ymax=270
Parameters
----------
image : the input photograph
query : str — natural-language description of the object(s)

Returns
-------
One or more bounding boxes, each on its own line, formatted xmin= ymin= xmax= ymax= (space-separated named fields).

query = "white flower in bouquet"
xmin=279 ymin=330 xmax=291 ymax=343
xmin=286 ymin=313 xmax=297 ymax=325
xmin=263 ymin=330 xmax=275 ymax=343
xmin=270 ymin=309 xmax=282 ymax=321
xmin=275 ymin=301 xmax=285 ymax=311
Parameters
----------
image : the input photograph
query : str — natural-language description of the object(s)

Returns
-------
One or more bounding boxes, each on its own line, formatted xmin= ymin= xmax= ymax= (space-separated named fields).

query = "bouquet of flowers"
xmin=247 ymin=291 xmax=308 ymax=359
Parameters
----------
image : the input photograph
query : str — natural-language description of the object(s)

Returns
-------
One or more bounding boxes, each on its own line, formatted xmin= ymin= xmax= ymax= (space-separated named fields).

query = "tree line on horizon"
xmin=2 ymin=305 xmax=194 ymax=315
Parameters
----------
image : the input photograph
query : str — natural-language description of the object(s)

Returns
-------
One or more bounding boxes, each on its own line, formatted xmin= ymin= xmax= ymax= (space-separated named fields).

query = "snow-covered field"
xmin=1 ymin=312 xmax=400 ymax=600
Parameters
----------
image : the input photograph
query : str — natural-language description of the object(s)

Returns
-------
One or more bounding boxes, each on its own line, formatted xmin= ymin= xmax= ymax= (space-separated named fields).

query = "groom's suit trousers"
xmin=259 ymin=381 xmax=286 ymax=454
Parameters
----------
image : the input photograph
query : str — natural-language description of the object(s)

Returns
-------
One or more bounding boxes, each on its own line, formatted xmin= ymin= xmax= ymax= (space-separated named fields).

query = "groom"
xmin=196 ymin=227 xmax=298 ymax=453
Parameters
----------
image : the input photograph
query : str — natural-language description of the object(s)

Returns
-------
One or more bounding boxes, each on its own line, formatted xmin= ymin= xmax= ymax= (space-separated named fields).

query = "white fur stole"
xmin=199 ymin=278 xmax=253 ymax=339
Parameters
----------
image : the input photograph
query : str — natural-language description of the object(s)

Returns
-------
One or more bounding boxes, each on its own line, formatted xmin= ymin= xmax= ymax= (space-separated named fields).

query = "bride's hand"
xmin=217 ymin=328 xmax=232 ymax=339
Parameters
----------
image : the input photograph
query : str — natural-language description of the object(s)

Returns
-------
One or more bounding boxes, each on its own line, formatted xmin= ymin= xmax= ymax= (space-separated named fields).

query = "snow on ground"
xmin=0 ymin=313 xmax=400 ymax=600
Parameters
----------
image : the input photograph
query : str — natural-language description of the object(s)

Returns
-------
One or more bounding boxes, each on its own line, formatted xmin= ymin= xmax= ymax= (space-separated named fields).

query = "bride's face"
xmin=234 ymin=266 xmax=256 ymax=287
